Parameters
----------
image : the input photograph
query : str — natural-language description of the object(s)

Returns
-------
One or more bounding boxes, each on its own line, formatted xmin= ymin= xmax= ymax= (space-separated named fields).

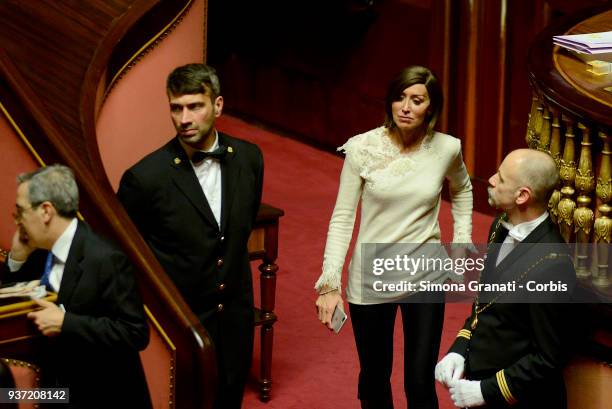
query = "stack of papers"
xmin=553 ymin=31 xmax=612 ymax=54
xmin=0 ymin=280 xmax=46 ymax=300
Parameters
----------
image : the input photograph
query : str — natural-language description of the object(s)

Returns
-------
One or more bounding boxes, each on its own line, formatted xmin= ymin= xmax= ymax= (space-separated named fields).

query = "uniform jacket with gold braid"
xmin=449 ymin=214 xmax=577 ymax=408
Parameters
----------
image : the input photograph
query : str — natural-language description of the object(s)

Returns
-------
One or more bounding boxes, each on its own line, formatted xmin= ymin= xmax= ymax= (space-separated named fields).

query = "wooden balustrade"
xmin=527 ymin=9 xmax=612 ymax=406
xmin=594 ymin=131 xmax=611 ymax=288
xmin=575 ymin=123 xmax=596 ymax=278
xmin=526 ymin=89 xmax=612 ymax=290
xmin=527 ymin=6 xmax=612 ymax=294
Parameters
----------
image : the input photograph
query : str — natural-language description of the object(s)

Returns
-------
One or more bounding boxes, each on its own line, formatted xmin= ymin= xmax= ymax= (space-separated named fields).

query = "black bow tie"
xmin=191 ymin=146 xmax=228 ymax=163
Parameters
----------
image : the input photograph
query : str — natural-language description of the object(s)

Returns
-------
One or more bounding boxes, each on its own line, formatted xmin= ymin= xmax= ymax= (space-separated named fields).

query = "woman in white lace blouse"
xmin=315 ymin=66 xmax=473 ymax=408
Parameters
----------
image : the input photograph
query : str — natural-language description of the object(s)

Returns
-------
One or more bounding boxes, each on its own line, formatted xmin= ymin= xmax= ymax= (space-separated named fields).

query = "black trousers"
xmin=349 ymin=292 xmax=445 ymax=409
xmin=202 ymin=308 xmax=254 ymax=409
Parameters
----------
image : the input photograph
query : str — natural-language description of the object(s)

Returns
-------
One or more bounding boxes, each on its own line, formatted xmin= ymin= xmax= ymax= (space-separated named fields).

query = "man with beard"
xmin=118 ymin=63 xmax=264 ymax=408
xmin=435 ymin=149 xmax=576 ymax=408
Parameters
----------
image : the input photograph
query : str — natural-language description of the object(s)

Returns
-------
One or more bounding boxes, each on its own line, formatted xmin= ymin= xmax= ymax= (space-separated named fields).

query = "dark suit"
xmin=449 ymin=215 xmax=576 ymax=409
xmin=1 ymin=221 xmax=151 ymax=409
xmin=118 ymin=133 xmax=264 ymax=407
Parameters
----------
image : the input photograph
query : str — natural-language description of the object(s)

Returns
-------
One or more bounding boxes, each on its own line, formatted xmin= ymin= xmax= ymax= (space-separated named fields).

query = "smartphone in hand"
xmin=330 ymin=305 xmax=348 ymax=333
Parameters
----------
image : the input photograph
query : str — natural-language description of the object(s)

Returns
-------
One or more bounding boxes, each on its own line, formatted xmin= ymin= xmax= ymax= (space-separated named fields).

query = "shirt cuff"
xmin=7 ymin=253 xmax=25 ymax=272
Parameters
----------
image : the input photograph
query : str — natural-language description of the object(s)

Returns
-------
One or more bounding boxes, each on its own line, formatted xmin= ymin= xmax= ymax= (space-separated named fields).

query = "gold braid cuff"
xmin=495 ymin=369 xmax=518 ymax=405
xmin=457 ymin=329 xmax=472 ymax=340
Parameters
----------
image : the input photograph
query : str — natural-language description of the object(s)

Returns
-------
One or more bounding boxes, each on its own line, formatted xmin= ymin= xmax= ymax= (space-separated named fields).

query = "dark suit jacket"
xmin=118 ymin=133 xmax=264 ymax=385
xmin=449 ymin=215 xmax=577 ymax=409
xmin=1 ymin=221 xmax=151 ymax=409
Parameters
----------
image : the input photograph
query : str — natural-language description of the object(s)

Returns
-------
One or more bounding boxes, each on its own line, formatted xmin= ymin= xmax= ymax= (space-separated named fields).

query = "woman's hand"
xmin=315 ymin=287 xmax=343 ymax=330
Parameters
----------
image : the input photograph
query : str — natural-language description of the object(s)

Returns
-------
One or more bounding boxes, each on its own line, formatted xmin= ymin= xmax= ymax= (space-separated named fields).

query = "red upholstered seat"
xmin=1 ymin=358 xmax=40 ymax=409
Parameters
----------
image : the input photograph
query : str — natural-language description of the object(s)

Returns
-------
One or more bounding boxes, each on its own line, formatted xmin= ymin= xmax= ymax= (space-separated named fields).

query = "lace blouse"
xmin=315 ymin=127 xmax=473 ymax=304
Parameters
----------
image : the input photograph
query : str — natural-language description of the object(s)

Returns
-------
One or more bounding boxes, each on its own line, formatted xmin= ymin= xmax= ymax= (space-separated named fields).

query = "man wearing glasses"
xmin=3 ymin=164 xmax=152 ymax=409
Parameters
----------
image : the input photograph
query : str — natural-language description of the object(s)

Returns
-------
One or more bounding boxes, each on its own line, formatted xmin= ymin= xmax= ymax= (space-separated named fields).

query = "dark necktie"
xmin=40 ymin=251 xmax=54 ymax=290
xmin=191 ymin=146 xmax=228 ymax=163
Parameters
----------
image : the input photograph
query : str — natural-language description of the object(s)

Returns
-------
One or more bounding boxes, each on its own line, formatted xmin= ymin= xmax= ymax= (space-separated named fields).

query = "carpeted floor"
xmin=217 ymin=115 xmax=494 ymax=408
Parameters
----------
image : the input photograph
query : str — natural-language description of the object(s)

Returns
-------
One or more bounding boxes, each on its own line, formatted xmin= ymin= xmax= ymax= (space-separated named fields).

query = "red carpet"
xmin=217 ymin=115 xmax=494 ymax=408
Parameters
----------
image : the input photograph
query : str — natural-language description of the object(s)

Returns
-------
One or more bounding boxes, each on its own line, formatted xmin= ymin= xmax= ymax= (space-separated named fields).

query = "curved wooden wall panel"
xmin=142 ymin=308 xmax=176 ymax=409
xmin=0 ymin=0 xmax=139 ymax=168
xmin=564 ymin=355 xmax=612 ymax=409
xmin=96 ymin=0 xmax=206 ymax=190
xmin=0 ymin=1 xmax=216 ymax=408
xmin=0 ymin=111 xmax=39 ymax=249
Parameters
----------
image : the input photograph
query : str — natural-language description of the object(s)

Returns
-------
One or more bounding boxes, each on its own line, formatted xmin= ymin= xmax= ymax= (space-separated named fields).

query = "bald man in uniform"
xmin=435 ymin=149 xmax=576 ymax=408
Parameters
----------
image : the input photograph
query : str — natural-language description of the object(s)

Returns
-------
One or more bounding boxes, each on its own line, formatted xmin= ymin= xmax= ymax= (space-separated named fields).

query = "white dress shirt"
xmin=190 ymin=132 xmax=222 ymax=227
xmin=496 ymin=212 xmax=549 ymax=266
xmin=8 ymin=218 xmax=78 ymax=292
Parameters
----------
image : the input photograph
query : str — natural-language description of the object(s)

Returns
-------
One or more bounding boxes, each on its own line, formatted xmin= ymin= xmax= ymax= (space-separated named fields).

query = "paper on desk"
xmin=554 ymin=31 xmax=612 ymax=54
xmin=0 ymin=280 xmax=47 ymax=299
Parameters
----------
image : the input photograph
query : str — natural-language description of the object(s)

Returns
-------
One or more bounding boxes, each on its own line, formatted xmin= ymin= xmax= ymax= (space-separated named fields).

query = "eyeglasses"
xmin=13 ymin=203 xmax=40 ymax=221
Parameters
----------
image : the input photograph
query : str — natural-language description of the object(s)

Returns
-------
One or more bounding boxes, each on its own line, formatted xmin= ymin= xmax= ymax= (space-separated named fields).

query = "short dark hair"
xmin=17 ymin=164 xmax=79 ymax=218
xmin=383 ymin=66 xmax=443 ymax=136
xmin=166 ymin=63 xmax=221 ymax=99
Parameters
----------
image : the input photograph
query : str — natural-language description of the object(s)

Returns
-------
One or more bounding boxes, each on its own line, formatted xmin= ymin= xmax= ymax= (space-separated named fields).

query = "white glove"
xmin=435 ymin=352 xmax=465 ymax=387
xmin=449 ymin=379 xmax=485 ymax=407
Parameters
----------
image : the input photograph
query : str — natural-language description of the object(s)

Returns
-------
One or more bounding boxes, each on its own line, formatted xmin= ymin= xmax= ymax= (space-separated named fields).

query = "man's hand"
xmin=27 ymin=299 xmax=65 ymax=337
xmin=315 ymin=288 xmax=343 ymax=330
xmin=10 ymin=229 xmax=34 ymax=262
xmin=435 ymin=352 xmax=465 ymax=387
xmin=449 ymin=379 xmax=485 ymax=407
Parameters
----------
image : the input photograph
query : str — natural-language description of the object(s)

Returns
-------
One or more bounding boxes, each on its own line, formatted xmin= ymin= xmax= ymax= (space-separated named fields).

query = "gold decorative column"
xmin=549 ymin=106 xmax=563 ymax=163
xmin=547 ymin=106 xmax=562 ymax=224
xmin=526 ymin=92 xmax=540 ymax=149
xmin=573 ymin=124 xmax=595 ymax=278
xmin=537 ymin=104 xmax=552 ymax=153
xmin=594 ymin=131 xmax=611 ymax=288
xmin=558 ymin=116 xmax=577 ymax=243
xmin=531 ymin=100 xmax=545 ymax=150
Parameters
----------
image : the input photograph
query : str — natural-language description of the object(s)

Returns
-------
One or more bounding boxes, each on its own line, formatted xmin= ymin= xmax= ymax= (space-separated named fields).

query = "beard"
xmin=487 ymin=187 xmax=498 ymax=208
xmin=176 ymin=121 xmax=214 ymax=149
xmin=178 ymin=129 xmax=204 ymax=145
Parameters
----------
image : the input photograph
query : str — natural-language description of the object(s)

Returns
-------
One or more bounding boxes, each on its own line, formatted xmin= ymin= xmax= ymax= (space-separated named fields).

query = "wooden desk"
xmin=0 ymin=294 xmax=57 ymax=362
xmin=528 ymin=6 xmax=612 ymax=132
xmin=552 ymin=9 xmax=612 ymax=125
xmin=248 ymin=203 xmax=284 ymax=402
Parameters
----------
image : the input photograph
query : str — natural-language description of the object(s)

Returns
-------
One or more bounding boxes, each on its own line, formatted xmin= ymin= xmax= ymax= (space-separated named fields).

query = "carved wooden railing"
xmin=527 ymin=6 xmax=612 ymax=294
xmin=527 ymin=6 xmax=612 ymax=408
xmin=0 ymin=1 xmax=218 ymax=408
